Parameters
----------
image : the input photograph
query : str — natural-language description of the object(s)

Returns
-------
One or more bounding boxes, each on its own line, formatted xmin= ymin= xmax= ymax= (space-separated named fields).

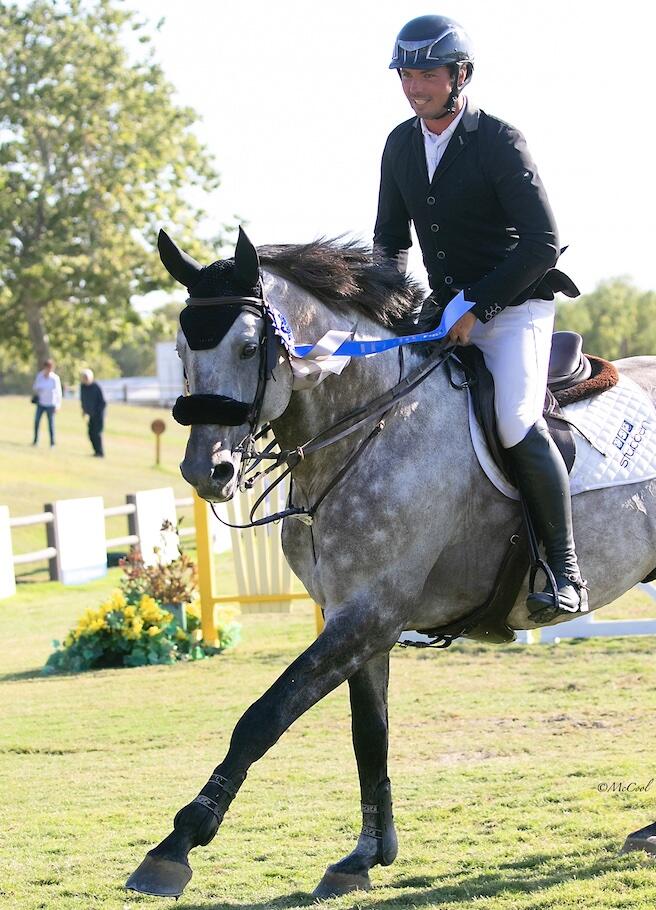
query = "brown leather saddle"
xmin=416 ymin=332 xmax=620 ymax=647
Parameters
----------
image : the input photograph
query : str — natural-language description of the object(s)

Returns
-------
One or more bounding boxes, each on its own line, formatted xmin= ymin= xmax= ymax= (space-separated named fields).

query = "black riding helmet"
xmin=389 ymin=15 xmax=474 ymax=116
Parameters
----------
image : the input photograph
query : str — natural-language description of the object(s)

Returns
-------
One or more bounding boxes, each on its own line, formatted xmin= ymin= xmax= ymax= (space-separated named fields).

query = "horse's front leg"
xmin=125 ymin=605 xmax=401 ymax=898
xmin=313 ymin=651 xmax=398 ymax=899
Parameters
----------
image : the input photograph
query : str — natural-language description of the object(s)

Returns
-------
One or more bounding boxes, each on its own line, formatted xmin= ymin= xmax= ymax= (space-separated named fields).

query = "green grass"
xmin=0 ymin=395 xmax=193 ymax=577
xmin=1 ymin=573 xmax=656 ymax=910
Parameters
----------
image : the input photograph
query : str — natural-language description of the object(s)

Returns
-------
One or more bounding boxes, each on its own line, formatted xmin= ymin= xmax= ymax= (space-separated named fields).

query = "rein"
xmin=175 ymin=290 xmax=453 ymax=529
xmin=210 ymin=339 xmax=453 ymax=529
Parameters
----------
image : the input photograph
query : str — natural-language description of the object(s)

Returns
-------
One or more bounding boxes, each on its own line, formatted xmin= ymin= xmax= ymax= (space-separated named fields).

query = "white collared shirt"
xmin=421 ymin=97 xmax=467 ymax=182
xmin=33 ymin=371 xmax=62 ymax=407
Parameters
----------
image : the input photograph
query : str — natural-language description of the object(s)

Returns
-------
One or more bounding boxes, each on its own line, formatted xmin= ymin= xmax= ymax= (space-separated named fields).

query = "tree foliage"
xmin=556 ymin=277 xmax=656 ymax=360
xmin=0 ymin=0 xmax=228 ymax=384
xmin=109 ymin=300 xmax=181 ymax=377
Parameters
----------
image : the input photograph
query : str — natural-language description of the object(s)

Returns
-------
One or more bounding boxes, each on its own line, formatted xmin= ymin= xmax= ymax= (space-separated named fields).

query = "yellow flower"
xmin=175 ymin=628 xmax=188 ymax=641
xmin=124 ymin=606 xmax=136 ymax=619
xmin=123 ymin=617 xmax=144 ymax=640
xmin=186 ymin=601 xmax=201 ymax=620
xmin=147 ymin=625 xmax=162 ymax=637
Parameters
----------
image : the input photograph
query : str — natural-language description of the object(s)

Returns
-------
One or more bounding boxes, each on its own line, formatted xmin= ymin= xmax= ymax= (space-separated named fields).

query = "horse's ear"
xmin=233 ymin=226 xmax=260 ymax=288
xmin=158 ymin=229 xmax=204 ymax=289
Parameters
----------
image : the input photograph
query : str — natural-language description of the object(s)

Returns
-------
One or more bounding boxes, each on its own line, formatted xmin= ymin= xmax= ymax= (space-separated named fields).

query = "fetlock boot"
xmin=506 ymin=420 xmax=588 ymax=623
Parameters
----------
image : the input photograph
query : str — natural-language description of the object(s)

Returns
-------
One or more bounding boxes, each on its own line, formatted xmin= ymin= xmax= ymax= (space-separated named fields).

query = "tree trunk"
xmin=24 ymin=302 xmax=51 ymax=368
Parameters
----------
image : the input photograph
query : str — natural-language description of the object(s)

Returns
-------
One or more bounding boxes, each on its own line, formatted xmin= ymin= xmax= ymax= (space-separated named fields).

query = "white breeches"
xmin=468 ymin=298 xmax=556 ymax=449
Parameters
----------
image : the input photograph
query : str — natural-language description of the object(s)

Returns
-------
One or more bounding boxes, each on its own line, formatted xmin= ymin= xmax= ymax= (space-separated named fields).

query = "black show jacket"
xmin=374 ymin=104 xmax=573 ymax=323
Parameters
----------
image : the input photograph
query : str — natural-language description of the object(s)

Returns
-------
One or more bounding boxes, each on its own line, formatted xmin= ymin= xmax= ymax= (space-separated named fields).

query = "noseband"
xmin=172 ymin=295 xmax=278 ymax=430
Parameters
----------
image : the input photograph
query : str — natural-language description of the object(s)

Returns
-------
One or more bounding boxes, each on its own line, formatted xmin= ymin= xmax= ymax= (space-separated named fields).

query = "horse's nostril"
xmin=211 ymin=462 xmax=235 ymax=486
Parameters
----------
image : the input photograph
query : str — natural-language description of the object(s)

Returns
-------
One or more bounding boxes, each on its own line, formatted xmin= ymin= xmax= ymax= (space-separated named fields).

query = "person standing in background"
xmin=32 ymin=358 xmax=62 ymax=447
xmin=80 ymin=368 xmax=106 ymax=457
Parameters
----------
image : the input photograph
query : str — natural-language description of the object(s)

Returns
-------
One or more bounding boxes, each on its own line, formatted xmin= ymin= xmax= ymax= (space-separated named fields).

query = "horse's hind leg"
xmin=313 ymin=651 xmax=398 ymax=899
xmin=125 ymin=607 xmax=401 ymax=898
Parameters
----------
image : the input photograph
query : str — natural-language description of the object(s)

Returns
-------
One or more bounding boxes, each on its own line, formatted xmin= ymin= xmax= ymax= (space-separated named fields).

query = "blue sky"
xmin=131 ymin=0 xmax=655 ymax=306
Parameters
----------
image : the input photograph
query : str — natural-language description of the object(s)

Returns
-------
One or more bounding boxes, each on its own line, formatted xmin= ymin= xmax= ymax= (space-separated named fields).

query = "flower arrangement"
xmin=45 ymin=539 xmax=240 ymax=673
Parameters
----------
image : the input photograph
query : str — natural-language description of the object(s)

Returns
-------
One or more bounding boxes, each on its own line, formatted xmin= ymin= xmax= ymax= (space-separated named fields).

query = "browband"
xmin=185 ymin=296 xmax=264 ymax=306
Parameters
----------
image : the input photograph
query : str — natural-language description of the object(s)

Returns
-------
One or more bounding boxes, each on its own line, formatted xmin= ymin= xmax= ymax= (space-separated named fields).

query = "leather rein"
xmin=178 ymin=293 xmax=453 ymax=529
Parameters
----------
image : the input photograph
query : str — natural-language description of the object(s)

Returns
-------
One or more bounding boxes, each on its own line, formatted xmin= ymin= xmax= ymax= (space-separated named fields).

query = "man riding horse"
xmin=374 ymin=14 xmax=587 ymax=620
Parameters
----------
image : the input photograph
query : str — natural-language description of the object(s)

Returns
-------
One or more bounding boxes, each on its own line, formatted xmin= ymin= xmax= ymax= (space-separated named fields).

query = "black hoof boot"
xmin=125 ymin=771 xmax=243 ymax=898
xmin=312 ymin=778 xmax=398 ymax=899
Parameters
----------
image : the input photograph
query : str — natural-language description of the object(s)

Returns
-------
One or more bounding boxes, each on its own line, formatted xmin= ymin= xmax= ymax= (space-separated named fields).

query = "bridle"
xmin=172 ymin=294 xmax=275 ymax=431
xmin=173 ymin=291 xmax=454 ymax=529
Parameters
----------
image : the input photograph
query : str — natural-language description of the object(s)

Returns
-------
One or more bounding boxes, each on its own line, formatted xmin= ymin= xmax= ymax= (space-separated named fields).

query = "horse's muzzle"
xmin=180 ymin=430 xmax=240 ymax=502
xmin=180 ymin=456 xmax=238 ymax=502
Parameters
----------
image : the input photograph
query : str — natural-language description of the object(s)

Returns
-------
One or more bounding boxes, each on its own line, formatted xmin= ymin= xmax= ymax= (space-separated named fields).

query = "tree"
xmin=0 ymin=0 xmax=228 ymax=383
xmin=110 ymin=302 xmax=181 ymax=377
xmin=556 ymin=277 xmax=656 ymax=360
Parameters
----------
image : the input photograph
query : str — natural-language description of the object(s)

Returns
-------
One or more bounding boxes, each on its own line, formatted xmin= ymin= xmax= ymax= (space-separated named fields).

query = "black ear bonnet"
xmin=180 ymin=303 xmax=249 ymax=351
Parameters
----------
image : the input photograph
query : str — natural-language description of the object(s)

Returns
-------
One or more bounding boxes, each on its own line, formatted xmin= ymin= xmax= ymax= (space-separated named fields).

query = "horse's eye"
xmin=241 ymin=342 xmax=259 ymax=360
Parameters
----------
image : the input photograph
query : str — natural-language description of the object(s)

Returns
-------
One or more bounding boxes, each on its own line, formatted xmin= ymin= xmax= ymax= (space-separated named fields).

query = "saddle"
xmin=455 ymin=331 xmax=619 ymax=486
xmin=417 ymin=332 xmax=620 ymax=647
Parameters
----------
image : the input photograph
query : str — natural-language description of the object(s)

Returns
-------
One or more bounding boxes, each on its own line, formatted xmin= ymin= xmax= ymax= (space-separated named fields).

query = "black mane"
xmin=258 ymin=238 xmax=425 ymax=331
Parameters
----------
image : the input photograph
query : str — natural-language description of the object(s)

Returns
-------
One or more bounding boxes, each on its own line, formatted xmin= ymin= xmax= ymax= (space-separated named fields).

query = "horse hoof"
xmin=312 ymin=868 xmax=372 ymax=900
xmin=125 ymin=853 xmax=193 ymax=897
xmin=621 ymin=822 xmax=656 ymax=856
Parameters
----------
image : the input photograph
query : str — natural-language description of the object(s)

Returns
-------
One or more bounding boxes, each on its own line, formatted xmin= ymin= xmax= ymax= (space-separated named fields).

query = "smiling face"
xmin=399 ymin=64 xmax=466 ymax=124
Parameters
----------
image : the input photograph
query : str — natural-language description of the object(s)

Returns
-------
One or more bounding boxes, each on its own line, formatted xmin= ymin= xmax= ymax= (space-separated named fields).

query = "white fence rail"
xmin=0 ymin=491 xmax=195 ymax=599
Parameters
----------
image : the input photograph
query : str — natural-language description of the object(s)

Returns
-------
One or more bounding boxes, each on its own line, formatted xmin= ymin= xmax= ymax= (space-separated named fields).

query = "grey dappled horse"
xmin=127 ymin=229 xmax=656 ymax=899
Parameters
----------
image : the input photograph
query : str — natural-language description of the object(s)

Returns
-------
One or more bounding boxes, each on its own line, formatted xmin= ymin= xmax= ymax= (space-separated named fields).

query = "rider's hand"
xmin=448 ymin=311 xmax=477 ymax=346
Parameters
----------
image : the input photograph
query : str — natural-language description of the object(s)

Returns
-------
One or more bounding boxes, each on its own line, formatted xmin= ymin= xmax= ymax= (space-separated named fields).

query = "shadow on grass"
xmin=175 ymin=849 xmax=638 ymax=910
xmin=0 ymin=668 xmax=46 ymax=683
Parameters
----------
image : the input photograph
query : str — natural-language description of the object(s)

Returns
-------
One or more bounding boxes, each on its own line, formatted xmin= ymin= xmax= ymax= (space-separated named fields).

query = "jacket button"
xmin=444 ymin=276 xmax=454 ymax=285
xmin=427 ymin=196 xmax=436 ymax=205
xmin=430 ymin=223 xmax=439 ymax=232
xmin=436 ymin=250 xmax=445 ymax=259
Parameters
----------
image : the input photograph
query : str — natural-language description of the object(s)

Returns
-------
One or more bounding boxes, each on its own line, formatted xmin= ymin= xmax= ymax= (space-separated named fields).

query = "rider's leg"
xmin=468 ymin=299 xmax=587 ymax=620
xmin=506 ymin=419 xmax=588 ymax=620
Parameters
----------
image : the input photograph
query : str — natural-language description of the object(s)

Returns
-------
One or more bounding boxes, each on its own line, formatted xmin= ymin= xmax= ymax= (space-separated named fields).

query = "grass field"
xmin=1 ymin=572 xmax=656 ymax=910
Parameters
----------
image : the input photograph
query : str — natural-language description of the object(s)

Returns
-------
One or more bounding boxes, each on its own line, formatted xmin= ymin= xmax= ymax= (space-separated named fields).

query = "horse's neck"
xmin=266 ymin=272 xmax=409 ymax=480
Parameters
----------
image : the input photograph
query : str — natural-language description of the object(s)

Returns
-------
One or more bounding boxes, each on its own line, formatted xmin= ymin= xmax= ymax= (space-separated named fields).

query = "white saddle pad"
xmin=468 ymin=373 xmax=656 ymax=500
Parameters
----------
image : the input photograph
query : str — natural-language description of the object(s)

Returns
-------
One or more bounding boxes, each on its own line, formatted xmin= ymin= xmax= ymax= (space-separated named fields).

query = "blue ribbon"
xmin=292 ymin=291 xmax=474 ymax=358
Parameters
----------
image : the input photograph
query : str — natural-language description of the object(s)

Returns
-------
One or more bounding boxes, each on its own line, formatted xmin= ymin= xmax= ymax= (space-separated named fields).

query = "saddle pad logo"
xmin=612 ymin=419 xmax=634 ymax=451
xmin=615 ymin=419 xmax=650 ymax=470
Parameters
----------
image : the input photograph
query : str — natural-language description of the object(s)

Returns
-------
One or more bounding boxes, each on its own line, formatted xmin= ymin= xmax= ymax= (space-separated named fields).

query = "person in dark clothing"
xmin=80 ymin=368 xmax=106 ymax=457
xmin=374 ymin=14 xmax=586 ymax=621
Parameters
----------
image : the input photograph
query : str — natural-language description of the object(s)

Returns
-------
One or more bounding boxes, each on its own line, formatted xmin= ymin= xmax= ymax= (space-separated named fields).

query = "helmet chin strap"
xmin=435 ymin=65 xmax=464 ymax=118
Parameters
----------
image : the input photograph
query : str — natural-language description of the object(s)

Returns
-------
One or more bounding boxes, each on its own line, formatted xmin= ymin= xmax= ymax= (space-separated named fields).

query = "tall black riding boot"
xmin=506 ymin=420 xmax=588 ymax=623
